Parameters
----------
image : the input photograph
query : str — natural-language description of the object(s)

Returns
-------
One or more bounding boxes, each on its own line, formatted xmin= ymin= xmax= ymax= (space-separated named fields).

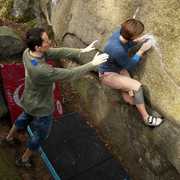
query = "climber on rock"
xmin=99 ymin=18 xmax=164 ymax=127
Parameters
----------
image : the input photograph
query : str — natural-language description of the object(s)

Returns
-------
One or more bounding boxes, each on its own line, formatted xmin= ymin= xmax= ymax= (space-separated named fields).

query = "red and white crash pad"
xmin=1 ymin=62 xmax=64 ymax=124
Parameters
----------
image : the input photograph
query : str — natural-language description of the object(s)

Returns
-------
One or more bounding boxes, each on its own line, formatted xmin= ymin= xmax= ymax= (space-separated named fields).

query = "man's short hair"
xmin=26 ymin=28 xmax=45 ymax=51
xmin=120 ymin=19 xmax=144 ymax=41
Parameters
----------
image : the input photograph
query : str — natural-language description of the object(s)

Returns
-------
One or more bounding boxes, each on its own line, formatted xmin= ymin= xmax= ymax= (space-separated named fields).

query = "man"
xmin=99 ymin=18 xmax=164 ymax=127
xmin=0 ymin=28 xmax=109 ymax=168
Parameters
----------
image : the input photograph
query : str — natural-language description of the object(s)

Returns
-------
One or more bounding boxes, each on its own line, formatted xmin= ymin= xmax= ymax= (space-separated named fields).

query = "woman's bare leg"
xmin=135 ymin=103 xmax=149 ymax=123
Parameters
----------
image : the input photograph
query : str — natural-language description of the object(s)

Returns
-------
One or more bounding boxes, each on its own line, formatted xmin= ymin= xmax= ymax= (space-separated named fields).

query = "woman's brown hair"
xmin=120 ymin=19 xmax=144 ymax=41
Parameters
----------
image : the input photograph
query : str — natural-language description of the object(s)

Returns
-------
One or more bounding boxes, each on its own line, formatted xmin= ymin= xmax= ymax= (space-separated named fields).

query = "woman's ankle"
xmin=143 ymin=115 xmax=149 ymax=123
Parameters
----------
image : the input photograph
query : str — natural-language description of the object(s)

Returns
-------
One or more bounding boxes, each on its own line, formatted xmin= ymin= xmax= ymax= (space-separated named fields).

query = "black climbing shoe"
xmin=145 ymin=116 xmax=164 ymax=127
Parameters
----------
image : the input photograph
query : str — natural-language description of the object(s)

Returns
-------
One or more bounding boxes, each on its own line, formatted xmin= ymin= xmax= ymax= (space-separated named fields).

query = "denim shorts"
xmin=14 ymin=111 xmax=53 ymax=151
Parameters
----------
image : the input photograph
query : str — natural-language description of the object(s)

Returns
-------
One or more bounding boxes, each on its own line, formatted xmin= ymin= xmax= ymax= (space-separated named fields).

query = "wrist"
xmin=81 ymin=49 xmax=86 ymax=53
xmin=91 ymin=61 xmax=96 ymax=66
xmin=137 ymin=49 xmax=144 ymax=56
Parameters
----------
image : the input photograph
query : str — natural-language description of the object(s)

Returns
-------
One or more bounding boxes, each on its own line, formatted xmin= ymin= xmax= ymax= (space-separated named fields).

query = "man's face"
xmin=38 ymin=32 xmax=51 ymax=52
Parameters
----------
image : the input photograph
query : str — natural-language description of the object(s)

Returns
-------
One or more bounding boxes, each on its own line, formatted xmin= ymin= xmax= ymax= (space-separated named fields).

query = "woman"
xmin=99 ymin=18 xmax=164 ymax=127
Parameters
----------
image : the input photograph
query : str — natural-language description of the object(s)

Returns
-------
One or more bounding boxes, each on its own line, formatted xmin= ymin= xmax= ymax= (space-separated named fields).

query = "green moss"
xmin=29 ymin=0 xmax=34 ymax=5
xmin=0 ymin=0 xmax=6 ymax=9
xmin=25 ymin=21 xmax=36 ymax=30
xmin=0 ymin=147 xmax=21 ymax=180
xmin=48 ymin=30 xmax=54 ymax=41
xmin=22 ymin=0 xmax=34 ymax=5
xmin=17 ymin=7 xmax=35 ymax=23
xmin=1 ymin=0 xmax=14 ymax=19
xmin=2 ymin=0 xmax=35 ymax=23
xmin=73 ymin=79 xmax=91 ymax=109
xmin=9 ymin=8 xmax=35 ymax=23
xmin=152 ymin=132 xmax=162 ymax=145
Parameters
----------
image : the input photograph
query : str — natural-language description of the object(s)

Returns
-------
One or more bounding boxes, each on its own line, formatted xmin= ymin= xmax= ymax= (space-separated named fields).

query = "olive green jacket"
xmin=20 ymin=48 xmax=93 ymax=116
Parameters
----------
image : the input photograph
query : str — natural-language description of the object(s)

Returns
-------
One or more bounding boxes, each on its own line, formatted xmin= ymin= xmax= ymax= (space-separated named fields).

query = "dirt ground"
xmin=0 ymin=18 xmax=128 ymax=180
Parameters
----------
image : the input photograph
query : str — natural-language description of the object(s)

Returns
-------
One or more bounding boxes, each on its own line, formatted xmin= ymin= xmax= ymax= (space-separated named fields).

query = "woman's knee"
xmin=133 ymin=86 xmax=144 ymax=104
xmin=121 ymin=91 xmax=135 ymax=105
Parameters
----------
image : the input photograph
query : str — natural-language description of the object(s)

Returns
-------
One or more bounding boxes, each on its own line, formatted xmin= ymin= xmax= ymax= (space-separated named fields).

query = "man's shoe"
xmin=0 ymin=137 xmax=21 ymax=146
xmin=15 ymin=158 xmax=35 ymax=169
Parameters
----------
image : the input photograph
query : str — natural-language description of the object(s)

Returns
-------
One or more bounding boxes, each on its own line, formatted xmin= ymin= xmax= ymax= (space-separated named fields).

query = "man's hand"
xmin=91 ymin=52 xmax=109 ymax=66
xmin=81 ymin=40 xmax=98 ymax=53
xmin=133 ymin=35 xmax=147 ymax=43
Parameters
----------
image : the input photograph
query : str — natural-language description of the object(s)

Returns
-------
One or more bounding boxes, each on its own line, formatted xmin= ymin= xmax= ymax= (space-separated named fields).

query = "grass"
xmin=0 ymin=147 xmax=21 ymax=180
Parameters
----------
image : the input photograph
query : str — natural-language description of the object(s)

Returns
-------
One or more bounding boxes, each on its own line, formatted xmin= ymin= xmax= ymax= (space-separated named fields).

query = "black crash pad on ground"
xmin=30 ymin=112 xmax=132 ymax=180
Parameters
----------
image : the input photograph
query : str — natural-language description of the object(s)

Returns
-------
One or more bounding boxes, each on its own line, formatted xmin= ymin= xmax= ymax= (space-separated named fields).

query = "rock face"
xmin=0 ymin=26 xmax=24 ymax=57
xmin=9 ymin=0 xmax=52 ymax=33
xmin=0 ymin=0 xmax=38 ymax=23
xmin=0 ymin=25 xmax=23 ymax=118
xmin=42 ymin=0 xmax=180 ymax=179
xmin=61 ymin=59 xmax=180 ymax=180
xmin=0 ymin=0 xmax=52 ymax=35
xmin=0 ymin=86 xmax=8 ymax=119
xmin=9 ymin=0 xmax=36 ymax=22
